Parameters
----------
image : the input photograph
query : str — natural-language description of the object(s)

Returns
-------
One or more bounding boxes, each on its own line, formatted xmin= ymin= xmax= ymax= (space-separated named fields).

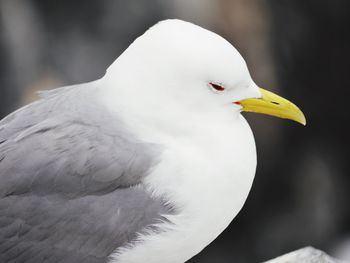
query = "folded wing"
xmin=0 ymin=84 xmax=172 ymax=263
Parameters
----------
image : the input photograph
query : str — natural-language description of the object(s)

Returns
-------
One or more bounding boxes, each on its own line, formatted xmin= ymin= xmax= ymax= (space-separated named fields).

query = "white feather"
xmin=99 ymin=19 xmax=260 ymax=263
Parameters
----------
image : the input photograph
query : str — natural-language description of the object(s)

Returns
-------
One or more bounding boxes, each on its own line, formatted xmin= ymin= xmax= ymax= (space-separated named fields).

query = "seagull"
xmin=0 ymin=19 xmax=305 ymax=263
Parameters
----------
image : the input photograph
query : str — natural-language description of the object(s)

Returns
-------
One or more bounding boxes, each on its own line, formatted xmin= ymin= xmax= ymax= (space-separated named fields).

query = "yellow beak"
xmin=237 ymin=88 xmax=306 ymax=125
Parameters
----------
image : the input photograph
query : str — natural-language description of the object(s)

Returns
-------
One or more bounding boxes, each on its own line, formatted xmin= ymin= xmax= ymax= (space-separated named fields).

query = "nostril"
xmin=271 ymin=101 xmax=280 ymax=105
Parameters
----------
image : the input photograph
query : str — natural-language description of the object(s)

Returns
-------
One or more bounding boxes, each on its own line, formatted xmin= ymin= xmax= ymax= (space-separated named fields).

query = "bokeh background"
xmin=1 ymin=0 xmax=349 ymax=262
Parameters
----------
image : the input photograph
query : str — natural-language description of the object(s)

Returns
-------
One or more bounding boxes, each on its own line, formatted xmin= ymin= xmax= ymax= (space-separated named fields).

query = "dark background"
xmin=1 ymin=0 xmax=349 ymax=262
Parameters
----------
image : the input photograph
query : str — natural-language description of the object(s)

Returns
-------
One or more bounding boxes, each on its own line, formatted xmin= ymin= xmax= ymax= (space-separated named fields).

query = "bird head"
xmin=105 ymin=19 xmax=305 ymax=126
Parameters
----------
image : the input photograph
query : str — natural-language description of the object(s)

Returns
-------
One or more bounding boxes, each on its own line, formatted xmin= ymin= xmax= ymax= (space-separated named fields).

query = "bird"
xmin=0 ymin=19 xmax=305 ymax=263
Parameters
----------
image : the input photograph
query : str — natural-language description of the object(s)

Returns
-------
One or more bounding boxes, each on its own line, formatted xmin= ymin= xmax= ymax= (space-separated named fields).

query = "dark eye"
xmin=209 ymin=82 xmax=225 ymax=92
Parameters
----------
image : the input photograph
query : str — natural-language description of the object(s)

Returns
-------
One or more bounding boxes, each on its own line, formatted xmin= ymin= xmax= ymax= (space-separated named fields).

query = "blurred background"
xmin=0 ymin=0 xmax=349 ymax=262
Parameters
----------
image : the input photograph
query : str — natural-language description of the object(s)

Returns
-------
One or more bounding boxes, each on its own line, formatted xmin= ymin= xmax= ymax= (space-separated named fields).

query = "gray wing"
xmin=0 ymin=85 xmax=172 ymax=263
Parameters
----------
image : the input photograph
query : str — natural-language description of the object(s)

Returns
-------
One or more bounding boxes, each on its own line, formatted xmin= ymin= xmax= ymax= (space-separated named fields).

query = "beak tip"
xmin=297 ymin=112 xmax=307 ymax=126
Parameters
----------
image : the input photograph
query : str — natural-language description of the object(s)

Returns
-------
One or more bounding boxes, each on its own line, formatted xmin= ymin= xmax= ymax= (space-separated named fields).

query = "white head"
xmin=103 ymin=19 xmax=305 ymax=134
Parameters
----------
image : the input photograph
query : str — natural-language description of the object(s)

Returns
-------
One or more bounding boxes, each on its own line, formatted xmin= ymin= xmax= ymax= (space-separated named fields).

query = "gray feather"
xmin=0 ymin=83 xmax=173 ymax=263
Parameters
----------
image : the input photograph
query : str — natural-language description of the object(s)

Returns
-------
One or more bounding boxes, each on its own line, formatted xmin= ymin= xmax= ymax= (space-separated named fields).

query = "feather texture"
xmin=0 ymin=83 xmax=173 ymax=263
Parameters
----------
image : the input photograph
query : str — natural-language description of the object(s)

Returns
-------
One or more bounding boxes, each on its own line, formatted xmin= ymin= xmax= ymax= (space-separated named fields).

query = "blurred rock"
xmin=264 ymin=247 xmax=343 ymax=263
xmin=333 ymin=238 xmax=350 ymax=262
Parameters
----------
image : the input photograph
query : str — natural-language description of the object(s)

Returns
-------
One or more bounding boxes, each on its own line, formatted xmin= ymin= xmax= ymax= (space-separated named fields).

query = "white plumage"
xmin=103 ymin=20 xmax=260 ymax=262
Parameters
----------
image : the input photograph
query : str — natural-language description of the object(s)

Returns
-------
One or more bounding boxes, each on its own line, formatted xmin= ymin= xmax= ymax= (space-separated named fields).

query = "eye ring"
xmin=209 ymin=82 xmax=225 ymax=92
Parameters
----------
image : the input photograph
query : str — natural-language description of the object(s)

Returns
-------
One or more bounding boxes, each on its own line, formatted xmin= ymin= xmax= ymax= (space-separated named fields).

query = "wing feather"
xmin=0 ymin=84 xmax=172 ymax=263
